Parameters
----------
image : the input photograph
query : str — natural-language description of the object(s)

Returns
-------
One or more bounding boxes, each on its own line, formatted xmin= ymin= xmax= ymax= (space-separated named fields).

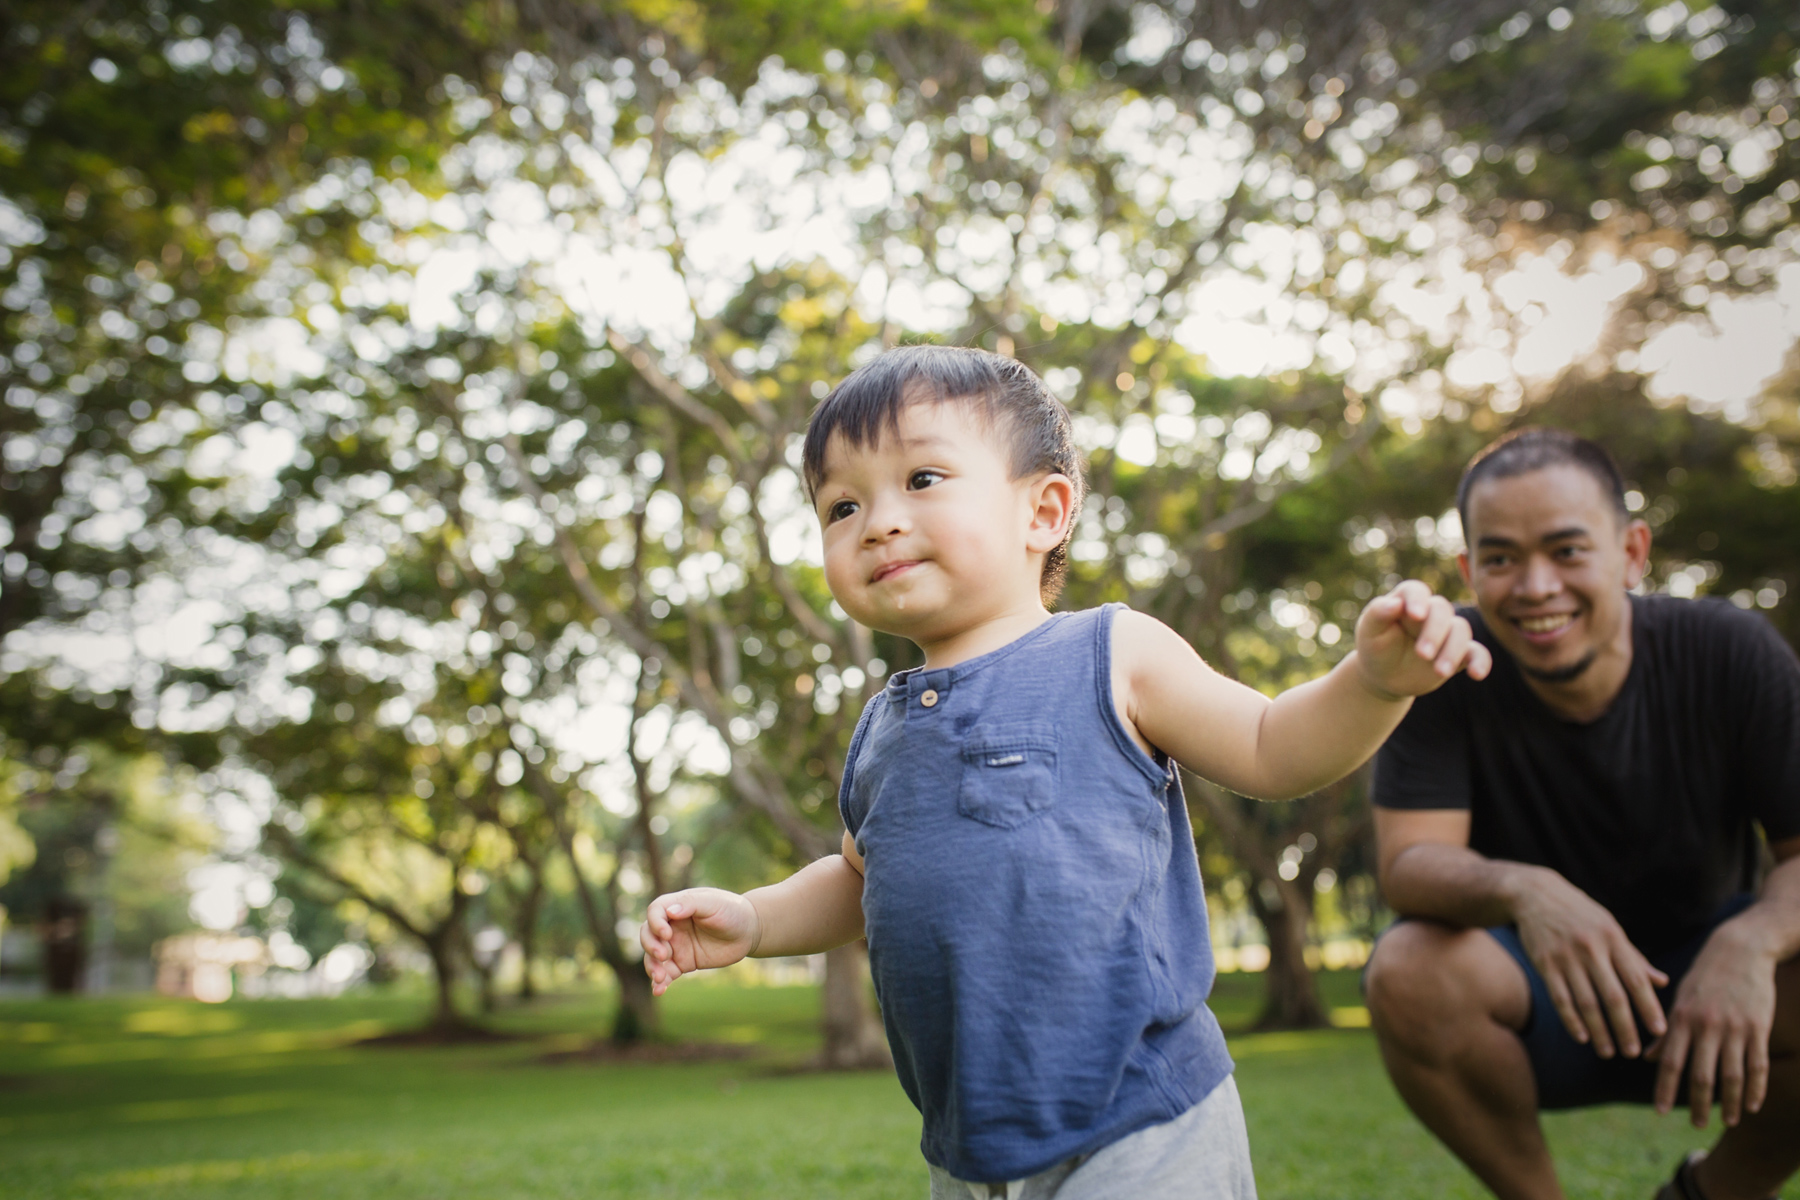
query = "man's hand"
xmin=1355 ymin=580 xmax=1493 ymax=700
xmin=1650 ymin=921 xmax=1781 ymax=1128
xmin=1513 ymin=870 xmax=1669 ymax=1058
xmin=639 ymin=887 xmax=759 ymax=996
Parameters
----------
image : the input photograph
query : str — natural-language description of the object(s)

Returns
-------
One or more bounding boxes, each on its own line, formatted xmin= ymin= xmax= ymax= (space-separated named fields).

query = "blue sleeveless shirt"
xmin=839 ymin=605 xmax=1233 ymax=1182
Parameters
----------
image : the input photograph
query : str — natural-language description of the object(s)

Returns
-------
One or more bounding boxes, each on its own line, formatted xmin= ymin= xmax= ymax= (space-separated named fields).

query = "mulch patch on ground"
xmin=535 ymin=1040 xmax=756 ymax=1066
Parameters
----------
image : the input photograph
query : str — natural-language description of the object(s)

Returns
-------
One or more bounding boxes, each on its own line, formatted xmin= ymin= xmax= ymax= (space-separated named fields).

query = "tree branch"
xmin=605 ymin=331 xmax=746 ymax=462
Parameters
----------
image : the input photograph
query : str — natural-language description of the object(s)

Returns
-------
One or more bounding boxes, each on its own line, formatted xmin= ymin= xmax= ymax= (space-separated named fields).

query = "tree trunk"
xmin=513 ymin=866 xmax=544 ymax=1001
xmin=818 ymin=941 xmax=892 ymax=1069
xmin=474 ymin=954 xmax=498 ymax=1014
xmin=611 ymin=961 xmax=660 ymax=1043
xmin=40 ymin=897 xmax=88 ymax=995
xmin=537 ymin=766 xmax=661 ymax=1041
xmin=424 ymin=930 xmax=468 ymax=1033
xmin=1247 ymin=878 xmax=1329 ymax=1031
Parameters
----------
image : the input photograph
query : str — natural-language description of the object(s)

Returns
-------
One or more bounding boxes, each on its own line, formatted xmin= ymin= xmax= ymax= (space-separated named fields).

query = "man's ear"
xmin=1621 ymin=517 xmax=1652 ymax=589
xmin=1456 ymin=550 xmax=1473 ymax=591
xmin=1024 ymin=473 xmax=1076 ymax=554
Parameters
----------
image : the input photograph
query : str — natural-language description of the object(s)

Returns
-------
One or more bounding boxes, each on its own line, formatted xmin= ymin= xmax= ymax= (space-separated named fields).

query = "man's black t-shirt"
xmin=1373 ymin=595 xmax=1800 ymax=955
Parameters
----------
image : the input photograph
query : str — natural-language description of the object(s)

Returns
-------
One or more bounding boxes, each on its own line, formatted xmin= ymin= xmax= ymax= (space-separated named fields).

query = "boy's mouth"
xmin=871 ymin=560 xmax=921 ymax=583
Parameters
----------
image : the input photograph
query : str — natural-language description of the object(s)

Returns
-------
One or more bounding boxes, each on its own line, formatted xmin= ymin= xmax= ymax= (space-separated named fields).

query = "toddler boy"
xmin=641 ymin=345 xmax=1489 ymax=1197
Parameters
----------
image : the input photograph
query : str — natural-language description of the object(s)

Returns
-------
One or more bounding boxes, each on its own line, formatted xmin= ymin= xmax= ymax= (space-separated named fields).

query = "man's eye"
xmin=826 ymin=500 xmax=857 ymax=523
xmin=908 ymin=469 xmax=943 ymax=490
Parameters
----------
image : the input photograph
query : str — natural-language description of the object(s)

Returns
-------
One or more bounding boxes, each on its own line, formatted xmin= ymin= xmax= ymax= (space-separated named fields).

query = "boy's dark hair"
xmin=1456 ymin=427 xmax=1629 ymax=532
xmin=801 ymin=345 xmax=1086 ymax=605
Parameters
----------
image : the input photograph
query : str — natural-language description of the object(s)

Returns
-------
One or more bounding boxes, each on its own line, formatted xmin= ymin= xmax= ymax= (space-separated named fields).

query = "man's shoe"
xmin=1655 ymin=1151 xmax=1780 ymax=1200
xmin=1654 ymin=1152 xmax=1708 ymax=1200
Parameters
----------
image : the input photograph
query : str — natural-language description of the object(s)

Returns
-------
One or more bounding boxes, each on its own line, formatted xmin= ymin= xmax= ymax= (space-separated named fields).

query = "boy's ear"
xmin=1023 ymin=473 xmax=1076 ymax=554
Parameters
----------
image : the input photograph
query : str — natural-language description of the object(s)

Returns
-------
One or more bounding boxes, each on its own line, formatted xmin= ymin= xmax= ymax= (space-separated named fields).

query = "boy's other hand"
xmin=640 ymin=887 xmax=759 ymax=996
xmin=1354 ymin=580 xmax=1493 ymax=700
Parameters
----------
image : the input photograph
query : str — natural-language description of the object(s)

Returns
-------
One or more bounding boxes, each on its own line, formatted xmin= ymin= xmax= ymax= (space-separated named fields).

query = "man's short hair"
xmin=801 ymin=345 xmax=1086 ymax=605
xmin=1457 ymin=427 xmax=1629 ymax=532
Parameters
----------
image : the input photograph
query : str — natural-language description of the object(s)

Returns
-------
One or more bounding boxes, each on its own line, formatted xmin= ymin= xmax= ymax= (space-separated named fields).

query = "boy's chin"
xmin=852 ymin=597 xmax=945 ymax=638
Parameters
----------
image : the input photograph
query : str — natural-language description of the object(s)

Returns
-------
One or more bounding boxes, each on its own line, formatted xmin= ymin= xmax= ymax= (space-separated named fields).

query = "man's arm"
xmin=1653 ymin=836 xmax=1800 ymax=1129
xmin=1375 ymin=806 xmax=1670 ymax=1059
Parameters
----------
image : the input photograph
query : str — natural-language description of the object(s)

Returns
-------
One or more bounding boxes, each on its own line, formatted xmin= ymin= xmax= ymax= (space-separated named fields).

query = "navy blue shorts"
xmin=1485 ymin=893 xmax=1755 ymax=1110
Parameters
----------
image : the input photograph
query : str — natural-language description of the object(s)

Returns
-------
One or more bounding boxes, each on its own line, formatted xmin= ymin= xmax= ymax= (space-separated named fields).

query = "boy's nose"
xmin=862 ymin=520 xmax=906 ymax=545
xmin=860 ymin=498 xmax=909 ymax=544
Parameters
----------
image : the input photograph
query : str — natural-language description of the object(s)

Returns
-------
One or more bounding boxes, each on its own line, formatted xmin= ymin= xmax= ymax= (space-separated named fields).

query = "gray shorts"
xmin=927 ymin=1075 xmax=1258 ymax=1200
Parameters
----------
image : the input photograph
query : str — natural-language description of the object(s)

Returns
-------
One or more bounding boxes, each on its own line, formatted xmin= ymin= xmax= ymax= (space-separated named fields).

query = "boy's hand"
xmin=640 ymin=888 xmax=760 ymax=996
xmin=1354 ymin=580 xmax=1492 ymax=700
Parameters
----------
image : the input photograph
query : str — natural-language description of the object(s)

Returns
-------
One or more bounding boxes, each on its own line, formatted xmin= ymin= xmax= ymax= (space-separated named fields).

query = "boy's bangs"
xmin=801 ymin=347 xmax=1006 ymax=497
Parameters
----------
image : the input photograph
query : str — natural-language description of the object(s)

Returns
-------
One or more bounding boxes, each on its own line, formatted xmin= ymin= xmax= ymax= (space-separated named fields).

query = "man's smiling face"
xmin=1458 ymin=463 xmax=1651 ymax=686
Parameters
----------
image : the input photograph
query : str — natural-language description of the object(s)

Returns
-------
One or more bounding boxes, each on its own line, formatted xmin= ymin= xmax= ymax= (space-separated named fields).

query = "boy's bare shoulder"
xmin=1109 ymin=607 xmax=1200 ymax=677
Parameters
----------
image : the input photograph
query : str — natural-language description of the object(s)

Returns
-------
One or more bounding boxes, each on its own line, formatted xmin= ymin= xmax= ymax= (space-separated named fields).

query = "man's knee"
xmin=1366 ymin=922 xmax=1528 ymax=1046
xmin=1365 ymin=922 xmax=1461 ymax=1027
xmin=1771 ymin=956 xmax=1800 ymax=1059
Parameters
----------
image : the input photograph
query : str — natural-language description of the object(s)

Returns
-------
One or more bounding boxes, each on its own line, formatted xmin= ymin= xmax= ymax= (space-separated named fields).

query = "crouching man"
xmin=1364 ymin=429 xmax=1800 ymax=1200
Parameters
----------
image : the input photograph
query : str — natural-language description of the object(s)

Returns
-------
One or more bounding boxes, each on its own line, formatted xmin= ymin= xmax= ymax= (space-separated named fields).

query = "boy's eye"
xmin=908 ymin=469 xmax=944 ymax=490
xmin=826 ymin=499 xmax=858 ymax=524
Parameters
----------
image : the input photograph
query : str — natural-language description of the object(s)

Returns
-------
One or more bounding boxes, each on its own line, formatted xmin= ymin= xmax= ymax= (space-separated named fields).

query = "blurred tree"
xmin=8 ymin=0 xmax=1798 ymax=1040
xmin=0 ymin=761 xmax=36 ymax=887
xmin=0 ymin=746 xmax=210 ymax=991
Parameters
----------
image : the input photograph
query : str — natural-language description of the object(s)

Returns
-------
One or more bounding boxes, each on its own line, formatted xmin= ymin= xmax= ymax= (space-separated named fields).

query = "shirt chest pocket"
xmin=958 ymin=726 xmax=1059 ymax=829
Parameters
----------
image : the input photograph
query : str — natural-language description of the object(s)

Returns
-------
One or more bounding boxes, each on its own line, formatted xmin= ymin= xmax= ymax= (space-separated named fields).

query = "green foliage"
xmin=6 ymin=0 xmax=1800 ymax=1033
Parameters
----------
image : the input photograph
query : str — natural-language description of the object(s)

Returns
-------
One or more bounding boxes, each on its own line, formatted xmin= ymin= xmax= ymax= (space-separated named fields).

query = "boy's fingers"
xmin=646 ymin=896 xmax=676 ymax=938
xmin=1363 ymin=591 xmax=1404 ymax=629
xmin=1432 ymin=618 xmax=1471 ymax=677
xmin=1413 ymin=597 xmax=1455 ymax=661
xmin=1398 ymin=579 xmax=1434 ymax=621
xmin=1464 ymin=640 xmax=1494 ymax=680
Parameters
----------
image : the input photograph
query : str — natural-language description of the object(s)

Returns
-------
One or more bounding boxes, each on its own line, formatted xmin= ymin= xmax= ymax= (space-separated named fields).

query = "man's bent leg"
xmin=1365 ymin=921 xmax=1559 ymax=1200
xmin=1694 ymin=957 xmax=1800 ymax=1200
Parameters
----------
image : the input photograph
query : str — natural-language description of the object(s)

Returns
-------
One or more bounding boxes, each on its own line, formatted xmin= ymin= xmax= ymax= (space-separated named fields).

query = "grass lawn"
xmin=0 ymin=970 xmax=1777 ymax=1199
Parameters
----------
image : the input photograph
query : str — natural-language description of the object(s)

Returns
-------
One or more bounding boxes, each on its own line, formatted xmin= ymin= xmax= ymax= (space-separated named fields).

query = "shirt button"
xmin=920 ymin=689 xmax=939 ymax=707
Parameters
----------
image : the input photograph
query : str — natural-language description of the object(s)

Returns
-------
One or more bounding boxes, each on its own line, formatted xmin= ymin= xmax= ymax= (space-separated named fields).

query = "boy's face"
xmin=814 ymin=400 xmax=1063 ymax=645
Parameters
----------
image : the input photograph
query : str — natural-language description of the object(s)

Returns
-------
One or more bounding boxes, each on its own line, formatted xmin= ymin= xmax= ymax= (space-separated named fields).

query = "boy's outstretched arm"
xmin=640 ymin=832 xmax=867 ymax=995
xmin=1120 ymin=580 xmax=1491 ymax=801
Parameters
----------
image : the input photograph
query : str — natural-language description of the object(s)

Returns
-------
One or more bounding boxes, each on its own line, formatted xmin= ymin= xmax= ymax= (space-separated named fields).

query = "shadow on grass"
xmin=355 ymin=1025 xmax=523 ymax=1047
xmin=534 ymin=1039 xmax=756 ymax=1066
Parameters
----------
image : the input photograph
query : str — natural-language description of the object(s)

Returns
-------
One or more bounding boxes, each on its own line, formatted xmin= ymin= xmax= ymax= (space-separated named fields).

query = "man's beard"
xmin=1520 ymin=650 xmax=1598 ymax=684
